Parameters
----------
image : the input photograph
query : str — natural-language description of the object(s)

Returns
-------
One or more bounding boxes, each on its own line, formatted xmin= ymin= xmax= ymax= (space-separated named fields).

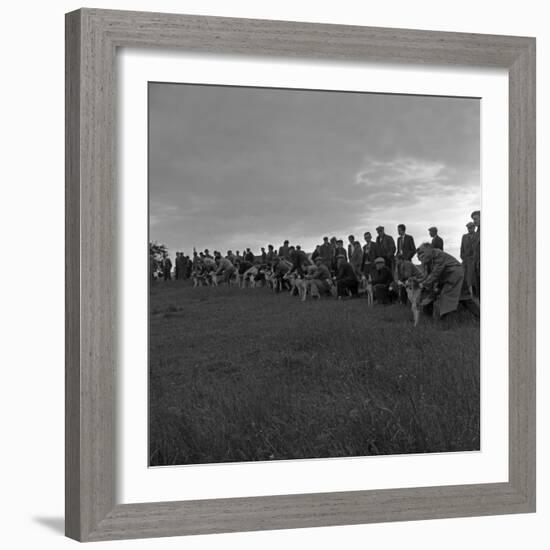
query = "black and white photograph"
xmin=148 ymin=82 xmax=481 ymax=467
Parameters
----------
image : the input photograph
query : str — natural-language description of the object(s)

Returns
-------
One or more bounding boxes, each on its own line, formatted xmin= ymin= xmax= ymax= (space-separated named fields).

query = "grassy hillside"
xmin=149 ymin=281 xmax=480 ymax=466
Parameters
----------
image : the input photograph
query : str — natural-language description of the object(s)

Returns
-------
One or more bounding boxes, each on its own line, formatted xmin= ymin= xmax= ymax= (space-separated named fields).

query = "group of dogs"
xmin=189 ymin=262 xmax=423 ymax=326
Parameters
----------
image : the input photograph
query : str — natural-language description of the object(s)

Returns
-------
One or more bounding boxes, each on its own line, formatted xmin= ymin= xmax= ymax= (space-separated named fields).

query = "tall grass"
xmin=149 ymin=282 xmax=479 ymax=465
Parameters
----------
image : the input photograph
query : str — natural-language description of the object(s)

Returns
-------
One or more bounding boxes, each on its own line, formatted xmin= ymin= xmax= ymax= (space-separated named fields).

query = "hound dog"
xmin=398 ymin=278 xmax=422 ymax=326
xmin=242 ymin=265 xmax=261 ymax=288
xmin=358 ymin=274 xmax=374 ymax=306
xmin=284 ymin=272 xmax=308 ymax=301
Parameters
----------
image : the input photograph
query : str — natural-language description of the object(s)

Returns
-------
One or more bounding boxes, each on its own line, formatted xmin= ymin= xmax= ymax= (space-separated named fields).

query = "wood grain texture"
xmin=65 ymin=8 xmax=536 ymax=542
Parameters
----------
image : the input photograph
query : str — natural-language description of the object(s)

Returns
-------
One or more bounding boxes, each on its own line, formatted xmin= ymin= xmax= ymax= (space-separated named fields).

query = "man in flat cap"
xmin=416 ymin=243 xmax=470 ymax=318
xmin=429 ymin=227 xmax=444 ymax=251
xmin=306 ymin=256 xmax=333 ymax=298
xmin=371 ymin=256 xmax=394 ymax=304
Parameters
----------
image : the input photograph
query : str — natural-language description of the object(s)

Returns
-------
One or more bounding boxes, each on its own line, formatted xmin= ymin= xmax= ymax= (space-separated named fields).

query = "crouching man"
xmin=416 ymin=243 xmax=472 ymax=319
xmin=215 ymin=255 xmax=236 ymax=285
xmin=306 ymin=256 xmax=332 ymax=298
xmin=335 ymin=255 xmax=358 ymax=298
xmin=371 ymin=256 xmax=394 ymax=304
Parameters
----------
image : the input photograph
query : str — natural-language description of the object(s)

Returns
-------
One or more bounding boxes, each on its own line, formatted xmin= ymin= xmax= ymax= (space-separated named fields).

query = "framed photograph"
xmin=65 ymin=8 xmax=535 ymax=542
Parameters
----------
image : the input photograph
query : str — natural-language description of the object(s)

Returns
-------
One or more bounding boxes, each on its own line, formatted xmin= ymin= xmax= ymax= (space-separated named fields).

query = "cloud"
xmin=148 ymin=83 xmax=480 ymax=259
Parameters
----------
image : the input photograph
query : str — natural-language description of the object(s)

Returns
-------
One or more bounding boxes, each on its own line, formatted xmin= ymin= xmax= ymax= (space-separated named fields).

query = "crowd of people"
xmin=153 ymin=210 xmax=481 ymax=320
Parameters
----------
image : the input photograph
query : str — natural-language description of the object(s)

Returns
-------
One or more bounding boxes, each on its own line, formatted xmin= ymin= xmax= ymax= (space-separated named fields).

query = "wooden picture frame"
xmin=65 ymin=8 xmax=536 ymax=542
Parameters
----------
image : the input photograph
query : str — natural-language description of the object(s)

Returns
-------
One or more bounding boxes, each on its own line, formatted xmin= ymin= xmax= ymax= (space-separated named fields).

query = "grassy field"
xmin=149 ymin=281 xmax=480 ymax=466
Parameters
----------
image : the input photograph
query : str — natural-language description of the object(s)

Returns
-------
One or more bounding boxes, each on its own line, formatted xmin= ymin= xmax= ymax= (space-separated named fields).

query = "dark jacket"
xmin=396 ymin=234 xmax=416 ymax=261
xmin=335 ymin=246 xmax=348 ymax=261
xmin=362 ymin=241 xmax=376 ymax=266
xmin=278 ymin=245 xmax=290 ymax=259
xmin=290 ymin=249 xmax=309 ymax=272
xmin=375 ymin=234 xmax=396 ymax=260
xmin=431 ymin=235 xmax=444 ymax=251
xmin=319 ymin=242 xmax=333 ymax=263
xmin=336 ymin=261 xmax=356 ymax=282
xmin=244 ymin=250 xmax=255 ymax=263
xmin=371 ymin=266 xmax=393 ymax=287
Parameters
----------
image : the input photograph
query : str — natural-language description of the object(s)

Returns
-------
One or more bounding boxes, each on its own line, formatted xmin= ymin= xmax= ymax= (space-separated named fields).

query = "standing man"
xmin=460 ymin=221 xmax=477 ymax=295
xmin=260 ymin=247 xmax=267 ymax=264
xmin=350 ymin=240 xmax=363 ymax=278
xmin=244 ymin=248 xmax=255 ymax=263
xmin=289 ymin=245 xmax=309 ymax=276
xmin=429 ymin=227 xmax=444 ymax=250
xmin=375 ymin=226 xmax=396 ymax=273
xmin=471 ymin=210 xmax=481 ymax=298
xmin=334 ymin=239 xmax=348 ymax=261
xmin=183 ymin=255 xmax=191 ymax=279
xmin=319 ymin=236 xmax=333 ymax=269
xmin=396 ymin=224 xmax=417 ymax=281
xmin=266 ymin=244 xmax=275 ymax=266
xmin=361 ymin=231 xmax=376 ymax=277
xmin=226 ymin=250 xmax=236 ymax=264
xmin=396 ymin=224 xmax=416 ymax=261
xmin=174 ymin=252 xmax=181 ymax=280
xmin=347 ymin=235 xmax=357 ymax=261
xmin=162 ymin=255 xmax=172 ymax=281
xmin=278 ymin=240 xmax=290 ymax=260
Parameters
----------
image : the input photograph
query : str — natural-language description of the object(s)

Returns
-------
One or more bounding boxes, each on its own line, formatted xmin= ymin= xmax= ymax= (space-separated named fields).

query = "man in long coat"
xmin=471 ymin=210 xmax=481 ymax=298
xmin=416 ymin=243 xmax=466 ymax=318
xmin=460 ymin=221 xmax=477 ymax=292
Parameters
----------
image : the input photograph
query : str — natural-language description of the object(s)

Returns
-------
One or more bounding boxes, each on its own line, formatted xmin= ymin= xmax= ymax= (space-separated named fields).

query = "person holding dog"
xmin=307 ymin=256 xmax=332 ymax=298
xmin=371 ymin=257 xmax=394 ymax=304
xmin=335 ymin=255 xmax=358 ymax=298
xmin=416 ymin=243 xmax=466 ymax=318
xmin=215 ymin=255 xmax=236 ymax=284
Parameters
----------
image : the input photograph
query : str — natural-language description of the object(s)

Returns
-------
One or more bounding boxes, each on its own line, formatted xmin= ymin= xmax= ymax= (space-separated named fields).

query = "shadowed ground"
xmin=149 ymin=281 xmax=480 ymax=466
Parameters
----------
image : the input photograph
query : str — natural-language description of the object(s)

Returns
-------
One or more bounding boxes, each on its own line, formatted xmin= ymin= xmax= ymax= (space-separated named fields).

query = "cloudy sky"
xmin=149 ymin=82 xmax=479 ymax=259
